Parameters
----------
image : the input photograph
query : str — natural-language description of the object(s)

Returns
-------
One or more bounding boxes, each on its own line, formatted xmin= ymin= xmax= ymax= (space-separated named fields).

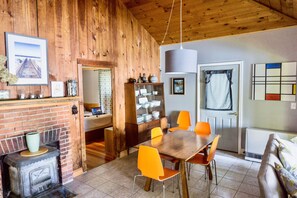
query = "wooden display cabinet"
xmin=125 ymin=83 xmax=167 ymax=153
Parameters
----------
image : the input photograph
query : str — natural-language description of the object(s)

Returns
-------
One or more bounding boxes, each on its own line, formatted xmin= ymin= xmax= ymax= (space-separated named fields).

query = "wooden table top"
xmin=140 ymin=130 xmax=217 ymax=161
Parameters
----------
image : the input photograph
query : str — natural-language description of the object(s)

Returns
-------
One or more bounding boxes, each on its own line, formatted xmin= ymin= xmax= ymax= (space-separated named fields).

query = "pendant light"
xmin=165 ymin=0 xmax=198 ymax=74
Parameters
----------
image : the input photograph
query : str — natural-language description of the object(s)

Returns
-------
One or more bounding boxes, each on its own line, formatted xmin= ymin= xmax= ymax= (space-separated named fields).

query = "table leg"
xmin=203 ymin=148 xmax=213 ymax=180
xmin=180 ymin=160 xmax=189 ymax=198
xmin=144 ymin=178 xmax=152 ymax=191
xmin=174 ymin=161 xmax=180 ymax=170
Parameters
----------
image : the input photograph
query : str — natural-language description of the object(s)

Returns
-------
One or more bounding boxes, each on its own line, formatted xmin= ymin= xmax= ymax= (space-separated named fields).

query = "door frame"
xmin=197 ymin=61 xmax=244 ymax=154
xmin=77 ymin=58 xmax=116 ymax=172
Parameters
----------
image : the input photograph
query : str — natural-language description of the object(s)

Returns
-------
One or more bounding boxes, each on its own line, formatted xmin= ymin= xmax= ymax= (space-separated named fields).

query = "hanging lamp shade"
xmin=165 ymin=48 xmax=198 ymax=74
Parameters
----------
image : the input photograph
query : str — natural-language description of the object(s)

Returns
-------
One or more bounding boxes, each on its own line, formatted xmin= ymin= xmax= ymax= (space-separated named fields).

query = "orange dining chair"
xmin=132 ymin=145 xmax=180 ymax=198
xmin=151 ymin=127 xmax=163 ymax=139
xmin=186 ymin=135 xmax=221 ymax=185
xmin=194 ymin=122 xmax=211 ymax=135
xmin=169 ymin=111 xmax=191 ymax=132
xmin=194 ymin=121 xmax=212 ymax=155
xmin=151 ymin=127 xmax=179 ymax=166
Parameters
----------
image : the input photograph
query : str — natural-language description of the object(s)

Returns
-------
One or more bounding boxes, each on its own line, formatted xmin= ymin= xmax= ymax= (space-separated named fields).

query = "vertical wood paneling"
xmin=77 ymin=0 xmax=88 ymax=58
xmin=37 ymin=0 xmax=56 ymax=96
xmin=115 ymin=0 xmax=128 ymax=152
xmin=0 ymin=0 xmax=160 ymax=169
xmin=0 ymin=0 xmax=13 ymax=91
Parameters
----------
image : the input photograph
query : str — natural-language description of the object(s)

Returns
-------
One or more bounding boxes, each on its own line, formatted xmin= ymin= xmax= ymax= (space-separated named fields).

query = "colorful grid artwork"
xmin=252 ymin=62 xmax=297 ymax=101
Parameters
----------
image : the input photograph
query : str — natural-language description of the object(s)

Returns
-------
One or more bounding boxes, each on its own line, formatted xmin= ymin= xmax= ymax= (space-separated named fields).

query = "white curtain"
xmin=205 ymin=70 xmax=232 ymax=110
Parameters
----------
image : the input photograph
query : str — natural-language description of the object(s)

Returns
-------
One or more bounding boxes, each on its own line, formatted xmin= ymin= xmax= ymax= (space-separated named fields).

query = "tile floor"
xmin=65 ymin=151 xmax=261 ymax=198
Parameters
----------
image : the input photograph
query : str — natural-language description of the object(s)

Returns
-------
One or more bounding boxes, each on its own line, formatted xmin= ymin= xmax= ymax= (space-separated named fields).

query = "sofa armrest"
xmin=257 ymin=134 xmax=287 ymax=198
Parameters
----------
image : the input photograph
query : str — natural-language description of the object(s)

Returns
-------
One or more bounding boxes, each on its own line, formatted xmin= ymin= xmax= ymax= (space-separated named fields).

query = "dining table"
xmin=140 ymin=130 xmax=217 ymax=198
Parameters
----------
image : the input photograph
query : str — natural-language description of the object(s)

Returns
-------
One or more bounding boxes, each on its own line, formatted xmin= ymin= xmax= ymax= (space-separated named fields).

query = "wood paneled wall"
xmin=0 ymin=0 xmax=160 ymax=170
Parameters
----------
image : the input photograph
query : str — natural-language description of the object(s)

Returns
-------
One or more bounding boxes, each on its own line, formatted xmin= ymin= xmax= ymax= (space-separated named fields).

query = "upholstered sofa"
xmin=258 ymin=134 xmax=287 ymax=198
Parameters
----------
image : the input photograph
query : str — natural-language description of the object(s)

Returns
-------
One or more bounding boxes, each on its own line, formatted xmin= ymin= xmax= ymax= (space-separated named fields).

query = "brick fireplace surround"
xmin=0 ymin=104 xmax=74 ymax=198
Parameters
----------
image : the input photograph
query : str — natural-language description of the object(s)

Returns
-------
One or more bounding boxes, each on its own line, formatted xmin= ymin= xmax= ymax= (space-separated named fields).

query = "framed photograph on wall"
xmin=5 ymin=32 xmax=48 ymax=85
xmin=171 ymin=78 xmax=185 ymax=95
xmin=51 ymin=81 xmax=64 ymax=97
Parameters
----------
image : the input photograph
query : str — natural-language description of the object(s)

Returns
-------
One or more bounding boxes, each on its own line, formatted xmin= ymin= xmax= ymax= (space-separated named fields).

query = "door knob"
xmin=229 ymin=112 xmax=238 ymax=116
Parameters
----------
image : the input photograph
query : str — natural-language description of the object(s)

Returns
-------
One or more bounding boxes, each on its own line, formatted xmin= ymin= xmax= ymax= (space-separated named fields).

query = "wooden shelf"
xmin=0 ymin=96 xmax=80 ymax=110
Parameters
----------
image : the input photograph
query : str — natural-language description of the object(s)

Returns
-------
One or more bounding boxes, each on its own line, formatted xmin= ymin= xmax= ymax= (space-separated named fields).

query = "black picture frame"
xmin=171 ymin=78 xmax=185 ymax=95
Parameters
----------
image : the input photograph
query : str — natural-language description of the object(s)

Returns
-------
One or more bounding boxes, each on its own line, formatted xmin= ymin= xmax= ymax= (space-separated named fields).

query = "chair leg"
xmin=176 ymin=175 xmax=179 ymax=189
xmin=162 ymin=182 xmax=166 ymax=198
xmin=214 ymin=159 xmax=218 ymax=185
xmin=152 ymin=180 xmax=154 ymax=192
xmin=172 ymin=176 xmax=175 ymax=193
xmin=177 ymin=175 xmax=181 ymax=198
xmin=132 ymin=175 xmax=141 ymax=194
xmin=204 ymin=166 xmax=207 ymax=180
xmin=187 ymin=163 xmax=192 ymax=180
xmin=206 ymin=166 xmax=210 ymax=198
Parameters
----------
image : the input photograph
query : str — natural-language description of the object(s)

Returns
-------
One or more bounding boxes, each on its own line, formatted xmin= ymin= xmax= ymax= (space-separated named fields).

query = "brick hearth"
xmin=0 ymin=105 xmax=74 ymax=198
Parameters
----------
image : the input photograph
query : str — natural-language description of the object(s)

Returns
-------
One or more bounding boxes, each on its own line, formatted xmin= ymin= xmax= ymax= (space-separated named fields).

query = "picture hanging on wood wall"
xmin=51 ymin=81 xmax=64 ymax=97
xmin=5 ymin=32 xmax=48 ymax=85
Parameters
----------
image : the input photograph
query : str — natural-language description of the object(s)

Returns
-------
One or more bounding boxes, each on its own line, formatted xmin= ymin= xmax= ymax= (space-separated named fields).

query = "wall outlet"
xmin=291 ymin=102 xmax=296 ymax=110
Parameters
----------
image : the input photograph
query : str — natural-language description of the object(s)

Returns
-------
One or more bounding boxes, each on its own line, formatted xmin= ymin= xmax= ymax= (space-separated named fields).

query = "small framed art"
xmin=51 ymin=81 xmax=64 ymax=97
xmin=5 ymin=32 xmax=48 ymax=85
xmin=171 ymin=78 xmax=185 ymax=95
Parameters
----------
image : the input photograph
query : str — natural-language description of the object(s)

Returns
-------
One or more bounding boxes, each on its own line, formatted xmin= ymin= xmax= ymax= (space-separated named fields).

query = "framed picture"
xmin=5 ymin=32 xmax=48 ymax=85
xmin=51 ymin=81 xmax=64 ymax=97
xmin=171 ymin=78 xmax=185 ymax=95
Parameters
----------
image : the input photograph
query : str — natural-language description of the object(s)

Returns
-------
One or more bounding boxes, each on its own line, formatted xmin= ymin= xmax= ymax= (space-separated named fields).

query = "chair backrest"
xmin=194 ymin=122 xmax=211 ymax=135
xmin=151 ymin=127 xmax=163 ymax=139
xmin=138 ymin=145 xmax=164 ymax=180
xmin=207 ymin=135 xmax=221 ymax=162
xmin=177 ymin=111 xmax=191 ymax=129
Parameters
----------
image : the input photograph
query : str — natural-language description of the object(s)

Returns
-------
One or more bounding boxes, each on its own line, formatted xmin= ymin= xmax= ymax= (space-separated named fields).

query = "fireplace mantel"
xmin=0 ymin=96 xmax=80 ymax=110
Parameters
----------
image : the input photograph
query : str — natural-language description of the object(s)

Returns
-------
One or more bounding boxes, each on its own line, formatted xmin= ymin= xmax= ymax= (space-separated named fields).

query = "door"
xmin=198 ymin=62 xmax=241 ymax=153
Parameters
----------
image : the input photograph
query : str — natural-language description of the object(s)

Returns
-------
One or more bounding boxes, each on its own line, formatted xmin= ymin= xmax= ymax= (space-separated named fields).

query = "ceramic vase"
xmin=150 ymin=74 xmax=158 ymax=83
xmin=26 ymin=132 xmax=40 ymax=153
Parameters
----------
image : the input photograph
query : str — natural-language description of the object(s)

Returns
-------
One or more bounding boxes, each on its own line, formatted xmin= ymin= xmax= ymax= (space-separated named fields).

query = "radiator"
xmin=245 ymin=128 xmax=296 ymax=162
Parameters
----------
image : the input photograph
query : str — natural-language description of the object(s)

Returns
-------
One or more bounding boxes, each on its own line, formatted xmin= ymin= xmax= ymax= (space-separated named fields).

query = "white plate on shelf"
xmin=140 ymin=89 xmax=147 ymax=94
xmin=139 ymin=97 xmax=148 ymax=104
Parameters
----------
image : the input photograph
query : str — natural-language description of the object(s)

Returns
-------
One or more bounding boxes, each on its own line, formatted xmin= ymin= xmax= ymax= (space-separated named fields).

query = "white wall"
xmin=82 ymin=70 xmax=99 ymax=104
xmin=161 ymin=26 xmax=297 ymax=134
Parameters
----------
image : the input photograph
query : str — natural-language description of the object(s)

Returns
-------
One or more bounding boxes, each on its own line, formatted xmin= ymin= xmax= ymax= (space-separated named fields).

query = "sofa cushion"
xmin=279 ymin=145 xmax=297 ymax=178
xmin=276 ymin=138 xmax=297 ymax=157
xmin=275 ymin=163 xmax=297 ymax=198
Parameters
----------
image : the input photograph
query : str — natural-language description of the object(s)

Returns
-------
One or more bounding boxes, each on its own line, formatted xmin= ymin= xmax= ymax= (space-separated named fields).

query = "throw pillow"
xmin=275 ymin=163 xmax=297 ymax=198
xmin=276 ymin=137 xmax=297 ymax=158
xmin=278 ymin=145 xmax=297 ymax=178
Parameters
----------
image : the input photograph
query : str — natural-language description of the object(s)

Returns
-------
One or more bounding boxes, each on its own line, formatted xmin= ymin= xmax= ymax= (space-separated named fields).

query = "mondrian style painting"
xmin=252 ymin=62 xmax=297 ymax=101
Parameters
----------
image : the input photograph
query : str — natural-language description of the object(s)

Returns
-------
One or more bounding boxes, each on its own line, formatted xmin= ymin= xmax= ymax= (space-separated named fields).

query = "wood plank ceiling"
xmin=122 ymin=0 xmax=297 ymax=45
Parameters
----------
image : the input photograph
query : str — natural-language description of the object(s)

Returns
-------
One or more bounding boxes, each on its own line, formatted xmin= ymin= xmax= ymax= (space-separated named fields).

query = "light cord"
xmin=161 ymin=0 xmax=175 ymax=45
xmin=180 ymin=0 xmax=183 ymax=49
